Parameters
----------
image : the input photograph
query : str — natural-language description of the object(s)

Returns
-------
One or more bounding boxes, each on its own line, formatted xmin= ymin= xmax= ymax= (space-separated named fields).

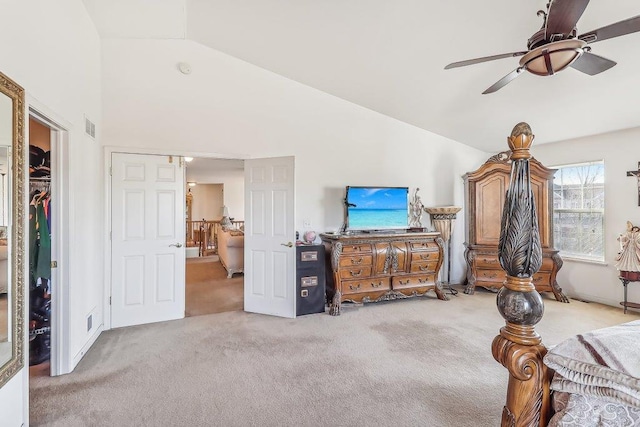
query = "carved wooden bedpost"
xmin=492 ymin=123 xmax=552 ymax=427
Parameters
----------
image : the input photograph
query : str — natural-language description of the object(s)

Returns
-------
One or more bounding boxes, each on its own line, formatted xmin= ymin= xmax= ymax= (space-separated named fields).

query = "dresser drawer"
xmin=409 ymin=241 xmax=439 ymax=251
xmin=410 ymin=261 xmax=439 ymax=274
xmin=410 ymin=251 xmax=439 ymax=262
xmin=339 ymin=254 xmax=373 ymax=268
xmin=532 ymin=272 xmax=552 ymax=288
xmin=341 ymin=278 xmax=390 ymax=295
xmin=342 ymin=244 xmax=373 ymax=254
xmin=475 ymin=254 xmax=556 ymax=271
xmin=339 ymin=266 xmax=373 ymax=280
xmin=539 ymin=257 xmax=555 ymax=272
xmin=392 ymin=274 xmax=436 ymax=289
xmin=476 ymin=269 xmax=505 ymax=283
xmin=476 ymin=270 xmax=551 ymax=287
xmin=475 ymin=254 xmax=501 ymax=269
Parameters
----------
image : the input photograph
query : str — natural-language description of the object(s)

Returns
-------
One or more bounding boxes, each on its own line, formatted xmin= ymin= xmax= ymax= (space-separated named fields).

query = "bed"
xmin=491 ymin=123 xmax=640 ymax=426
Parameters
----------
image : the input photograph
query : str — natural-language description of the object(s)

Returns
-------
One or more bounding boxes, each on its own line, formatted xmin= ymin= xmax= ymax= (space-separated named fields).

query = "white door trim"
xmin=27 ymin=98 xmax=73 ymax=377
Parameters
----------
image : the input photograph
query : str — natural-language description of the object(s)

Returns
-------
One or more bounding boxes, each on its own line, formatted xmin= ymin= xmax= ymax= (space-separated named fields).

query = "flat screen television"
xmin=345 ymin=186 xmax=409 ymax=231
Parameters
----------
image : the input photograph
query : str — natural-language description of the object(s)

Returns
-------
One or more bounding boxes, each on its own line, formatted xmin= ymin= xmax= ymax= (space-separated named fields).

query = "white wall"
xmin=186 ymin=166 xmax=245 ymax=221
xmin=188 ymin=184 xmax=223 ymax=221
xmin=534 ymin=127 xmax=640 ymax=311
xmin=0 ymin=1 xmax=102 ymax=424
xmin=101 ymin=38 xmax=488 ymax=283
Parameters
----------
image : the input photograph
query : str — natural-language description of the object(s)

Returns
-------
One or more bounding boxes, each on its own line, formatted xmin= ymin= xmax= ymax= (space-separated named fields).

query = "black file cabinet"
xmin=296 ymin=244 xmax=326 ymax=316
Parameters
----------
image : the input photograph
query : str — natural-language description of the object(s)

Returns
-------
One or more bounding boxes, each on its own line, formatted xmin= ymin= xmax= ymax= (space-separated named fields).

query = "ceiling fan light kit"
xmin=445 ymin=0 xmax=640 ymax=93
xmin=519 ymin=39 xmax=586 ymax=76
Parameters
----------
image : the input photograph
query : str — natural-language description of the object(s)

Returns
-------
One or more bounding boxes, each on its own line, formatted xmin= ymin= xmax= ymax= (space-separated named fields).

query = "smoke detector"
xmin=178 ymin=62 xmax=192 ymax=75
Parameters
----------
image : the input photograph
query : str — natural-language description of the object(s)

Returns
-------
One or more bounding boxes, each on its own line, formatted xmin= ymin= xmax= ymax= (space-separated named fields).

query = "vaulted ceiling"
xmin=83 ymin=0 xmax=640 ymax=152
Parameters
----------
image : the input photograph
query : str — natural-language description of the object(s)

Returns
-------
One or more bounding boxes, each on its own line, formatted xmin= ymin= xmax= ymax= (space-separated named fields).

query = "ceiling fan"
xmin=445 ymin=0 xmax=640 ymax=94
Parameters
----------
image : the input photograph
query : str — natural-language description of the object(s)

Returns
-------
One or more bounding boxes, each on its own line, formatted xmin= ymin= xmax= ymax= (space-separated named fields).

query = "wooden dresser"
xmin=320 ymin=232 xmax=447 ymax=315
xmin=463 ymin=151 xmax=568 ymax=302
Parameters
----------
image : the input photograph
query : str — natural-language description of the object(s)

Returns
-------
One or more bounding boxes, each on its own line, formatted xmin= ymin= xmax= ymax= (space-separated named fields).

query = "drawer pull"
xmin=349 ymin=283 xmax=361 ymax=291
xmin=418 ymin=278 xmax=429 ymax=284
xmin=398 ymin=279 xmax=410 ymax=285
xmin=371 ymin=281 xmax=383 ymax=288
xmin=301 ymin=251 xmax=318 ymax=262
xmin=483 ymin=272 xmax=498 ymax=279
xmin=533 ymin=276 xmax=542 ymax=282
xmin=420 ymin=254 xmax=431 ymax=260
xmin=350 ymin=269 xmax=363 ymax=277
xmin=301 ymin=276 xmax=318 ymax=287
xmin=419 ymin=265 xmax=429 ymax=271
xmin=350 ymin=257 xmax=364 ymax=265
xmin=482 ymin=258 xmax=498 ymax=264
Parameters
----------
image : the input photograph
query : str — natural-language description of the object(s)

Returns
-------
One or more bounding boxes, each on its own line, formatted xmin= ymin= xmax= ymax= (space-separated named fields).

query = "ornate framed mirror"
xmin=0 ymin=71 xmax=25 ymax=387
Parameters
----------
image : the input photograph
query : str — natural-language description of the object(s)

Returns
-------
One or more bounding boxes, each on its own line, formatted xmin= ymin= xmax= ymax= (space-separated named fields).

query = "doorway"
xmin=28 ymin=117 xmax=52 ymax=376
xmin=107 ymin=152 xmax=296 ymax=329
xmin=184 ymin=157 xmax=245 ymax=317
xmin=27 ymin=107 xmax=71 ymax=379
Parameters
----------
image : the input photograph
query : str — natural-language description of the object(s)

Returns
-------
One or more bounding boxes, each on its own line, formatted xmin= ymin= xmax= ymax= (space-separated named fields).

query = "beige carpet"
xmin=185 ymin=257 xmax=243 ymax=317
xmin=29 ymin=289 xmax=639 ymax=427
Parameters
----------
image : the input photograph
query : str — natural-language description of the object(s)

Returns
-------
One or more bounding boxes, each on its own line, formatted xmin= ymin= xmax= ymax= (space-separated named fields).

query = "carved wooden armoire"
xmin=463 ymin=151 xmax=568 ymax=302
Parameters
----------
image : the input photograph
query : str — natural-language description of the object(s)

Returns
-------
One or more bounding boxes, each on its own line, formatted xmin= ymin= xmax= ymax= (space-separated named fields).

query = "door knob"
xmin=169 ymin=243 xmax=183 ymax=248
xmin=281 ymin=242 xmax=294 ymax=248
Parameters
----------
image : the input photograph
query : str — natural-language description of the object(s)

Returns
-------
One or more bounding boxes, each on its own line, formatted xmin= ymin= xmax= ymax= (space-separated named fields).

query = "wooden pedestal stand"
xmin=619 ymin=270 xmax=640 ymax=314
xmin=425 ymin=206 xmax=462 ymax=296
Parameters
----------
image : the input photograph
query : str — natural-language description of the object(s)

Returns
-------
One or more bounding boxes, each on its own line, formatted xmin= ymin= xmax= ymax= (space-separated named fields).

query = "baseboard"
xmin=565 ymin=292 xmax=619 ymax=309
xmin=71 ymin=324 xmax=104 ymax=372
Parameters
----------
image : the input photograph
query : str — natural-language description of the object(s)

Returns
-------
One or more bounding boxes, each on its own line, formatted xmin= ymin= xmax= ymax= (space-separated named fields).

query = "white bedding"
xmin=549 ymin=391 xmax=640 ymax=427
xmin=544 ymin=320 xmax=640 ymax=426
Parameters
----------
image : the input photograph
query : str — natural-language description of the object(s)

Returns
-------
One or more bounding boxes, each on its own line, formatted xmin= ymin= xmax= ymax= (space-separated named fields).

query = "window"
xmin=552 ymin=161 xmax=604 ymax=262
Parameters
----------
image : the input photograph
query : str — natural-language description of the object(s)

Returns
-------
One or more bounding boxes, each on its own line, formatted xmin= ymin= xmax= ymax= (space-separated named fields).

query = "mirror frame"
xmin=0 ymin=71 xmax=25 ymax=388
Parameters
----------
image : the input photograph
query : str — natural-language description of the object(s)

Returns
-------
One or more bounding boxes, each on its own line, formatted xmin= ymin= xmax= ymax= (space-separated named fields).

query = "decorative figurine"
xmin=303 ymin=230 xmax=317 ymax=244
xmin=615 ymin=221 xmax=640 ymax=273
xmin=409 ymin=188 xmax=424 ymax=228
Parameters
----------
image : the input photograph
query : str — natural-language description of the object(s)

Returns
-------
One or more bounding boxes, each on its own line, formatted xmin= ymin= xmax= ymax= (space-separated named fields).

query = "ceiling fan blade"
xmin=482 ymin=68 xmax=524 ymax=94
xmin=444 ymin=51 xmax=528 ymax=70
xmin=578 ymin=15 xmax=640 ymax=44
xmin=570 ymin=52 xmax=617 ymax=75
xmin=545 ymin=0 xmax=590 ymax=38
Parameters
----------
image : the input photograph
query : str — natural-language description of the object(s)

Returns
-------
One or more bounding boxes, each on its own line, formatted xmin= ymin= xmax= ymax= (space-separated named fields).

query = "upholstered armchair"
xmin=217 ymin=229 xmax=244 ymax=278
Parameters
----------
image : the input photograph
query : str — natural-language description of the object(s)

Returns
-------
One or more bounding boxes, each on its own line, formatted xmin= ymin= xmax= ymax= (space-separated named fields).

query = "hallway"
xmin=185 ymin=256 xmax=243 ymax=316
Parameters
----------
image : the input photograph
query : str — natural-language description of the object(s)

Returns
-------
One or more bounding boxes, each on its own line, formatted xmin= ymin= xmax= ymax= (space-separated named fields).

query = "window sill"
xmin=560 ymin=256 xmax=608 ymax=266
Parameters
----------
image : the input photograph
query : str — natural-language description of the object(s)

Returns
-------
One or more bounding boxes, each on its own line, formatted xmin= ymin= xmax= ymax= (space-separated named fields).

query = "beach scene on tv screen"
xmin=347 ymin=187 xmax=408 ymax=229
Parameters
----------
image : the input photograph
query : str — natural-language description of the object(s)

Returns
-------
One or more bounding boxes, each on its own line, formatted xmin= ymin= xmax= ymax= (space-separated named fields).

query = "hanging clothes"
xmin=28 ymin=181 xmax=52 ymax=366
xmin=29 ymin=188 xmax=52 ymax=283
xmin=29 ymin=203 xmax=38 ymax=289
xmin=35 ymin=199 xmax=51 ymax=280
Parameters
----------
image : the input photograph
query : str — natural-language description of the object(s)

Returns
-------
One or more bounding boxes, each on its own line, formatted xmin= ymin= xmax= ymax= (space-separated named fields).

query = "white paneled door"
xmin=111 ymin=153 xmax=185 ymax=328
xmin=244 ymin=157 xmax=296 ymax=318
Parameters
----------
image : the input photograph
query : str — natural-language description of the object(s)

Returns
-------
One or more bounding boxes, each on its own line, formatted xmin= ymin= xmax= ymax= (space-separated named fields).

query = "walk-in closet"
xmin=28 ymin=118 xmax=52 ymax=370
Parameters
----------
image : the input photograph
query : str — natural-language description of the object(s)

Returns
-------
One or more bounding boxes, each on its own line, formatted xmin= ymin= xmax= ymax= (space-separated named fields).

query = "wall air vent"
xmin=85 ymin=116 xmax=96 ymax=139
